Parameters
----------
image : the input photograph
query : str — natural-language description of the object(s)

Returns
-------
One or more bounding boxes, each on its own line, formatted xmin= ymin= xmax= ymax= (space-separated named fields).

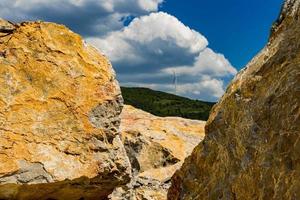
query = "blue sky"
xmin=0 ymin=0 xmax=283 ymax=101
xmin=161 ymin=0 xmax=283 ymax=69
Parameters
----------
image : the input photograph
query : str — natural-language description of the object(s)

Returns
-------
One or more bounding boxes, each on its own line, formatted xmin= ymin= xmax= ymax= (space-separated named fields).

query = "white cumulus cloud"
xmin=88 ymin=12 xmax=208 ymax=70
xmin=138 ymin=0 xmax=163 ymax=12
xmin=87 ymin=12 xmax=236 ymax=101
xmin=0 ymin=0 xmax=164 ymax=36
xmin=163 ymin=48 xmax=237 ymax=77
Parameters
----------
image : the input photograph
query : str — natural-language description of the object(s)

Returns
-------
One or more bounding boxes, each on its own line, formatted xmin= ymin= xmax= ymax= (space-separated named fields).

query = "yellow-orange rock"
xmin=110 ymin=105 xmax=205 ymax=200
xmin=0 ymin=20 xmax=130 ymax=199
xmin=168 ymin=0 xmax=300 ymax=199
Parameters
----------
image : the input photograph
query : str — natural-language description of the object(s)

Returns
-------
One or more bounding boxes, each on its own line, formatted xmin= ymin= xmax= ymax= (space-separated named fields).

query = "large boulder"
xmin=168 ymin=0 xmax=300 ymax=199
xmin=111 ymin=105 xmax=205 ymax=200
xmin=0 ymin=20 xmax=130 ymax=199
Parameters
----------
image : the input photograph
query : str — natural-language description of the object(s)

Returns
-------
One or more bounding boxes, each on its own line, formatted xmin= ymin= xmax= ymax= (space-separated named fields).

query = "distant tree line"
xmin=121 ymin=87 xmax=215 ymax=121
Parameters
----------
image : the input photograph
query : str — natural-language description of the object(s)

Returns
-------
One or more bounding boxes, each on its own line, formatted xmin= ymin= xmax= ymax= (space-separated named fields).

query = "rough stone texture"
xmin=110 ymin=105 xmax=205 ymax=200
xmin=0 ymin=18 xmax=16 ymax=35
xmin=168 ymin=1 xmax=300 ymax=199
xmin=0 ymin=20 xmax=131 ymax=199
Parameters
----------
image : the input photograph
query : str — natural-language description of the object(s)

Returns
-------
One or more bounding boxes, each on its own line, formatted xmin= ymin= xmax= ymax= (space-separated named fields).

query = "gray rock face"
xmin=0 ymin=160 xmax=53 ymax=184
xmin=89 ymin=96 xmax=123 ymax=142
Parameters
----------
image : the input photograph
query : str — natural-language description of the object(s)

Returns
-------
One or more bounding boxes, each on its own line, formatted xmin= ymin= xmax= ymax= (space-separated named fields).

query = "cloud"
xmin=138 ymin=0 xmax=163 ymax=12
xmin=163 ymin=48 xmax=237 ymax=77
xmin=88 ymin=12 xmax=236 ymax=101
xmin=0 ymin=0 xmax=163 ymax=36
xmin=88 ymin=12 xmax=208 ymax=73
xmin=176 ymin=77 xmax=225 ymax=99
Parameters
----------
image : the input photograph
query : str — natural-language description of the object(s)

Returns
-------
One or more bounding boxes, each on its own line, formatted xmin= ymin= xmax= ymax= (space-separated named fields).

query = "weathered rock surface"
xmin=168 ymin=0 xmax=300 ymax=199
xmin=110 ymin=105 xmax=205 ymax=200
xmin=0 ymin=20 xmax=130 ymax=199
xmin=0 ymin=18 xmax=16 ymax=35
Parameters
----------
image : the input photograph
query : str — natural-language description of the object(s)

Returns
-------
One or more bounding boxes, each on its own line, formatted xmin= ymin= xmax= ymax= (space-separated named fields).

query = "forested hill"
xmin=121 ymin=87 xmax=215 ymax=121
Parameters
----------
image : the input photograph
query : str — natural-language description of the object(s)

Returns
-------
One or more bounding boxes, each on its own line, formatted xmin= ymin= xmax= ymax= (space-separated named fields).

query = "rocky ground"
xmin=110 ymin=105 xmax=205 ymax=200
